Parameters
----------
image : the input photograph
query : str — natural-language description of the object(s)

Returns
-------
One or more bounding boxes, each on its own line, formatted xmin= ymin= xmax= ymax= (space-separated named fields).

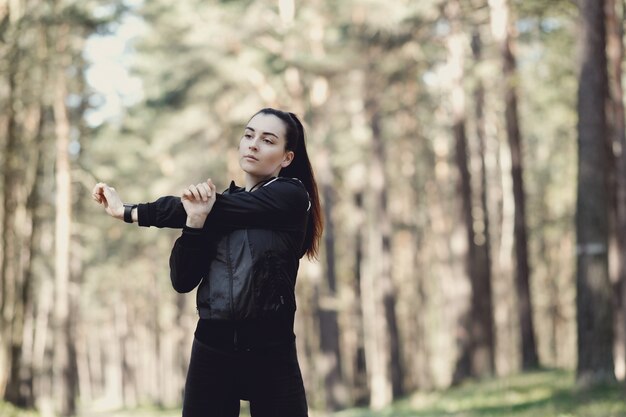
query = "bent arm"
xmin=169 ymin=227 xmax=215 ymax=293
xmin=137 ymin=196 xmax=187 ymax=228
xmin=137 ymin=178 xmax=309 ymax=232
xmin=205 ymin=178 xmax=310 ymax=231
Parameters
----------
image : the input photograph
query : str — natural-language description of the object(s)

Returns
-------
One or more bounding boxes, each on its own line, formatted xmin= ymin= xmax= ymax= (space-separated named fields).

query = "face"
xmin=239 ymin=113 xmax=294 ymax=179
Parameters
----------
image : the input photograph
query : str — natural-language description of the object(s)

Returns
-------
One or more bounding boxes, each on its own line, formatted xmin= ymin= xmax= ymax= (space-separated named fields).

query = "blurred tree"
xmin=1 ymin=0 xmax=52 ymax=408
xmin=489 ymin=0 xmax=539 ymax=370
xmin=575 ymin=0 xmax=615 ymax=385
xmin=469 ymin=26 xmax=496 ymax=378
xmin=605 ymin=0 xmax=626 ymax=379
xmin=446 ymin=0 xmax=495 ymax=384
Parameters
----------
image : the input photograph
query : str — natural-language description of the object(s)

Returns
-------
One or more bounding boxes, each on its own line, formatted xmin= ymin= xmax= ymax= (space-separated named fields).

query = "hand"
xmin=92 ymin=182 xmax=124 ymax=220
xmin=182 ymin=178 xmax=217 ymax=228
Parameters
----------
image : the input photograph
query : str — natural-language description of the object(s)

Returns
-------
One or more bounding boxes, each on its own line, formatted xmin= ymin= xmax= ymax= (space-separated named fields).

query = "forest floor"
xmin=1 ymin=369 xmax=624 ymax=417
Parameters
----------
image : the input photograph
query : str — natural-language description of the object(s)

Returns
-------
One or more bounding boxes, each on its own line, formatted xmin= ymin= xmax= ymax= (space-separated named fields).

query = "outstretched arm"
xmin=92 ymin=180 xmax=217 ymax=229
xmin=92 ymin=182 xmax=136 ymax=221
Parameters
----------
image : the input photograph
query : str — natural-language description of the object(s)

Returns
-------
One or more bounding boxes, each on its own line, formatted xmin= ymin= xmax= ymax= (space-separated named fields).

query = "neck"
xmin=245 ymin=173 xmax=276 ymax=191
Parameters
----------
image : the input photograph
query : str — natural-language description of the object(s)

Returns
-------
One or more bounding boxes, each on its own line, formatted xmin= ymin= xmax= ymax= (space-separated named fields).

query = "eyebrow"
xmin=245 ymin=126 xmax=279 ymax=139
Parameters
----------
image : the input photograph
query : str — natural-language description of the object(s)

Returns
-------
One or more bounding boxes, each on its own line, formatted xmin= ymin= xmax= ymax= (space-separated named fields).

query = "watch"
xmin=123 ymin=204 xmax=137 ymax=223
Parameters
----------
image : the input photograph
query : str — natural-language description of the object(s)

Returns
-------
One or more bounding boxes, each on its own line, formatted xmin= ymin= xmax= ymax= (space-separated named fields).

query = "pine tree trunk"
xmin=447 ymin=1 xmax=472 ymax=383
xmin=1 ymin=37 xmax=22 ymax=404
xmin=606 ymin=0 xmax=626 ymax=380
xmin=361 ymin=73 xmax=403 ymax=407
xmin=351 ymin=191 xmax=368 ymax=405
xmin=447 ymin=0 xmax=495 ymax=383
xmin=52 ymin=22 xmax=77 ymax=416
xmin=576 ymin=0 xmax=616 ymax=385
xmin=471 ymin=29 xmax=496 ymax=376
xmin=318 ymin=151 xmax=345 ymax=410
xmin=489 ymin=0 xmax=539 ymax=370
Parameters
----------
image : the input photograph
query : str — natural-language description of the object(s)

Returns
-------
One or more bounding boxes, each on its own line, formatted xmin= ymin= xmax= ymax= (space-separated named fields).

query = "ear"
xmin=281 ymin=151 xmax=295 ymax=167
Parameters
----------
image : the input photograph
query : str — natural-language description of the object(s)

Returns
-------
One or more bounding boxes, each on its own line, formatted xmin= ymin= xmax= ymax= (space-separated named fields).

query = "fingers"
xmin=207 ymin=179 xmax=217 ymax=196
xmin=187 ymin=184 xmax=202 ymax=201
xmin=182 ymin=179 xmax=217 ymax=203
xmin=92 ymin=182 xmax=107 ymax=204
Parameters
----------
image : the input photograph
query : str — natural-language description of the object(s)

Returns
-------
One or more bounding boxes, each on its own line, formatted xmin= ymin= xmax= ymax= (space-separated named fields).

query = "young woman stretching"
xmin=92 ymin=108 xmax=322 ymax=417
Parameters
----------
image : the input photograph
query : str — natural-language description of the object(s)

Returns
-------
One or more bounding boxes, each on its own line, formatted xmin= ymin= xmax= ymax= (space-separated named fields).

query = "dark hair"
xmin=253 ymin=108 xmax=323 ymax=260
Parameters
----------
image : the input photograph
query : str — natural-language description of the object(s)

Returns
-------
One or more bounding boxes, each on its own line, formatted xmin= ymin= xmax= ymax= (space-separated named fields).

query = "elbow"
xmin=172 ymin=282 xmax=193 ymax=294
xmin=169 ymin=270 xmax=199 ymax=293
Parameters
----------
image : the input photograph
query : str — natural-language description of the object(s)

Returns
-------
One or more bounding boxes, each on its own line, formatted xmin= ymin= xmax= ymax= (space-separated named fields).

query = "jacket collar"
xmin=228 ymin=177 xmax=277 ymax=194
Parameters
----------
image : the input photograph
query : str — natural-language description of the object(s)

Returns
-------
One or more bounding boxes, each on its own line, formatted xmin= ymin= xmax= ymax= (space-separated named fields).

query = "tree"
xmin=447 ymin=0 xmax=495 ymax=384
xmin=605 ymin=0 xmax=626 ymax=379
xmin=489 ymin=0 xmax=539 ymax=370
xmin=575 ymin=0 xmax=615 ymax=385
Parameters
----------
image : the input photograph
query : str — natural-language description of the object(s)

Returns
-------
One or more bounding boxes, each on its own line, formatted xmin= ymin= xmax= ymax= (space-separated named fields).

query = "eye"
xmin=243 ymin=133 xmax=252 ymax=139
xmin=263 ymin=138 xmax=274 ymax=144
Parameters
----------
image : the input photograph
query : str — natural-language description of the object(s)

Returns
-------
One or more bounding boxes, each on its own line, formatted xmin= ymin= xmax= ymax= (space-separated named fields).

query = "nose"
xmin=248 ymin=137 xmax=259 ymax=150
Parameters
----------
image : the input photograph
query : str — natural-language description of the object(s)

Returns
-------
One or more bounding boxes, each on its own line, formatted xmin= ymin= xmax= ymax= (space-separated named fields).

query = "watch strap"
xmin=123 ymin=204 xmax=137 ymax=223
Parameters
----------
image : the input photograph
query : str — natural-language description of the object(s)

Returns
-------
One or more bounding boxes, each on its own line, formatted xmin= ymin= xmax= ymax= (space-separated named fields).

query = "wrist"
xmin=123 ymin=204 xmax=138 ymax=223
xmin=114 ymin=206 xmax=125 ymax=220
xmin=186 ymin=214 xmax=207 ymax=229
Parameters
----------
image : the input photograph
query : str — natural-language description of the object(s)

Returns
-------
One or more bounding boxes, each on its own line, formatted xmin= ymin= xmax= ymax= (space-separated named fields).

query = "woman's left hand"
xmin=182 ymin=179 xmax=217 ymax=228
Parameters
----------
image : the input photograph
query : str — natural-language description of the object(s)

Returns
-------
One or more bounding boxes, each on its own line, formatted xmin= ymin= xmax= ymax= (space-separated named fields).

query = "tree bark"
xmin=471 ymin=29 xmax=496 ymax=377
xmin=606 ymin=0 xmax=626 ymax=381
xmin=351 ymin=191 xmax=368 ymax=405
xmin=52 ymin=22 xmax=78 ymax=416
xmin=318 ymin=149 xmax=345 ymax=410
xmin=575 ymin=0 xmax=616 ymax=385
xmin=447 ymin=0 xmax=472 ymax=384
xmin=447 ymin=0 xmax=495 ymax=383
xmin=1 ymin=34 xmax=22 ymax=404
xmin=361 ymin=68 xmax=403 ymax=407
xmin=489 ymin=0 xmax=539 ymax=370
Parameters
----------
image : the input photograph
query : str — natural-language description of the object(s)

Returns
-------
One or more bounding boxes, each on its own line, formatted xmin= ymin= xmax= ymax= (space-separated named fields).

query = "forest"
xmin=1 ymin=0 xmax=625 ymax=416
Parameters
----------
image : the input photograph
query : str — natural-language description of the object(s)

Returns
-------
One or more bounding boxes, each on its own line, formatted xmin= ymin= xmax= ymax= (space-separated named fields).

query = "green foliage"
xmin=334 ymin=370 xmax=626 ymax=417
xmin=0 ymin=401 xmax=39 ymax=417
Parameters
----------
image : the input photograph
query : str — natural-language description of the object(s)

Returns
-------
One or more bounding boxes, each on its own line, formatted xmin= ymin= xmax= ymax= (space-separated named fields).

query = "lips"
xmin=244 ymin=154 xmax=259 ymax=161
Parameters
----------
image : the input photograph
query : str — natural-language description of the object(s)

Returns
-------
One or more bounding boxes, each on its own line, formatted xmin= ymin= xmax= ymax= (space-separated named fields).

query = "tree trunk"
xmin=575 ymin=0 xmax=616 ymax=385
xmin=606 ymin=0 xmax=626 ymax=381
xmin=52 ymin=22 xmax=78 ymax=416
xmin=1 ymin=35 xmax=21 ymax=403
xmin=448 ymin=17 xmax=473 ymax=381
xmin=489 ymin=0 xmax=539 ymax=370
xmin=471 ymin=29 xmax=496 ymax=377
xmin=361 ymin=71 xmax=403 ymax=407
xmin=447 ymin=0 xmax=495 ymax=383
xmin=317 ymin=147 xmax=345 ymax=410
xmin=351 ymin=191 xmax=368 ymax=405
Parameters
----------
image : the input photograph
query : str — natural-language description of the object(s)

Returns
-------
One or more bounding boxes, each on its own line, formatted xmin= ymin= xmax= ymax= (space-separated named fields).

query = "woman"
xmin=92 ymin=108 xmax=322 ymax=417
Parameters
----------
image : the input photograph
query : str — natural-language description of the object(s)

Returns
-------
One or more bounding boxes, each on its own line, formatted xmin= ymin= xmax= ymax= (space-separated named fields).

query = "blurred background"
xmin=0 ymin=0 xmax=624 ymax=416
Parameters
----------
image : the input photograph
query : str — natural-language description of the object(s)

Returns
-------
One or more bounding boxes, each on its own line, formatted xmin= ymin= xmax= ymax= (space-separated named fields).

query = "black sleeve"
xmin=137 ymin=196 xmax=187 ymax=229
xmin=205 ymin=178 xmax=310 ymax=231
xmin=169 ymin=226 xmax=216 ymax=293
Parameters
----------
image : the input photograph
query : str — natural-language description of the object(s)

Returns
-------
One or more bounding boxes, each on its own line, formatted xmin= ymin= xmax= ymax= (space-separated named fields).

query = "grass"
xmin=335 ymin=369 xmax=626 ymax=417
xmin=2 ymin=369 xmax=624 ymax=417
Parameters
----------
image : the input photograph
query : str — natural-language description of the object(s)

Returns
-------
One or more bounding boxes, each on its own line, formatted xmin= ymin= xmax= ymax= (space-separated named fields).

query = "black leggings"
xmin=182 ymin=337 xmax=309 ymax=417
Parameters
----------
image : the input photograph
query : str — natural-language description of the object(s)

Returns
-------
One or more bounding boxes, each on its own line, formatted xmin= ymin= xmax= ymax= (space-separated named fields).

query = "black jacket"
xmin=136 ymin=177 xmax=310 ymax=322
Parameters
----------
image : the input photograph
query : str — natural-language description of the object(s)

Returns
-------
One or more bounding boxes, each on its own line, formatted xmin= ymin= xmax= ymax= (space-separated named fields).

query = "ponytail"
xmin=254 ymin=108 xmax=323 ymax=260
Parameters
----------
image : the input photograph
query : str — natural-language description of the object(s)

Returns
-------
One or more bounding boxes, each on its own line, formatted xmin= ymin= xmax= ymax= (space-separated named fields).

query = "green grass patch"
xmin=334 ymin=369 xmax=626 ymax=417
xmin=0 ymin=401 xmax=39 ymax=417
xmin=2 ymin=370 xmax=624 ymax=417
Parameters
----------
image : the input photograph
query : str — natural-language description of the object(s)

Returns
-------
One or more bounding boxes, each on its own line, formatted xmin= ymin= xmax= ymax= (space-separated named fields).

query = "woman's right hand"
xmin=182 ymin=179 xmax=217 ymax=228
xmin=92 ymin=182 xmax=124 ymax=220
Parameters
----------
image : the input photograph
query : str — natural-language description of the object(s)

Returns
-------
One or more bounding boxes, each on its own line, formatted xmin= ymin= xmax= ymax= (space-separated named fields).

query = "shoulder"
xmin=263 ymin=177 xmax=310 ymax=211
xmin=265 ymin=177 xmax=307 ymax=195
xmin=265 ymin=176 xmax=305 ymax=189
